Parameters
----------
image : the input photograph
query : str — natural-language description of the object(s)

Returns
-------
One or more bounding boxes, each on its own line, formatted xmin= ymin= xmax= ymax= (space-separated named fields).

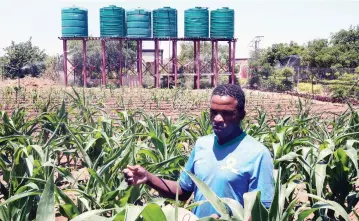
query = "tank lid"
xmin=62 ymin=6 xmax=88 ymax=11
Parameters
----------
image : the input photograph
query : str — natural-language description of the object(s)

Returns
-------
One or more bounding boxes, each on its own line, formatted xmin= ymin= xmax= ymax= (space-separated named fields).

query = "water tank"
xmin=61 ymin=7 xmax=88 ymax=37
xmin=153 ymin=7 xmax=178 ymax=38
xmin=100 ymin=5 xmax=126 ymax=37
xmin=210 ymin=7 xmax=235 ymax=38
xmin=184 ymin=7 xmax=209 ymax=38
xmin=126 ymin=9 xmax=152 ymax=37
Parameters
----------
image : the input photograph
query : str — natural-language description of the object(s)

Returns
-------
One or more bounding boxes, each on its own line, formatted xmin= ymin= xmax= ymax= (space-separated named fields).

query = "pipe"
xmin=232 ymin=40 xmax=236 ymax=84
xmin=101 ymin=39 xmax=106 ymax=86
xmin=211 ymin=41 xmax=214 ymax=87
xmin=173 ymin=40 xmax=178 ymax=88
xmin=82 ymin=40 xmax=87 ymax=87
xmin=119 ymin=39 xmax=123 ymax=86
xmin=229 ymin=41 xmax=232 ymax=83
xmin=215 ymin=41 xmax=219 ymax=87
xmin=139 ymin=40 xmax=143 ymax=87
xmin=197 ymin=40 xmax=201 ymax=89
xmin=63 ymin=40 xmax=68 ymax=87
xmin=155 ymin=39 xmax=159 ymax=88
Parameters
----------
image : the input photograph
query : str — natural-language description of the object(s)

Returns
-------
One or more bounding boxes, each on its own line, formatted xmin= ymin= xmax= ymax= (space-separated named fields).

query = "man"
xmin=122 ymin=84 xmax=274 ymax=218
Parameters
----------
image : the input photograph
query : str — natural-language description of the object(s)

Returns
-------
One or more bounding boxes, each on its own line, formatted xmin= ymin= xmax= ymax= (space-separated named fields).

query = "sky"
xmin=0 ymin=0 xmax=358 ymax=58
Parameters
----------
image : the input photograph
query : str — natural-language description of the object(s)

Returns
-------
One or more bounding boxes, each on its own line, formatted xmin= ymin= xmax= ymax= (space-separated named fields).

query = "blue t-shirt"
xmin=179 ymin=132 xmax=274 ymax=218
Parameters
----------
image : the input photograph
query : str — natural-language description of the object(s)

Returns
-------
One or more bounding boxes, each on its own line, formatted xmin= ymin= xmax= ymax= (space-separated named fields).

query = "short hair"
xmin=211 ymin=84 xmax=245 ymax=112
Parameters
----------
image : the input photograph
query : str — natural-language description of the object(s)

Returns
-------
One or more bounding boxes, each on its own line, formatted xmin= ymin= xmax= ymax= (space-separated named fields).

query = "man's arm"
xmin=146 ymin=172 xmax=192 ymax=201
xmin=123 ymin=147 xmax=196 ymax=202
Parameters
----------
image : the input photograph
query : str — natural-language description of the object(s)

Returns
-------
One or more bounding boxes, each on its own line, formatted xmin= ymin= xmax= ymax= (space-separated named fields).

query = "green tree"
xmin=2 ymin=38 xmax=47 ymax=79
xmin=330 ymin=25 xmax=359 ymax=68
xmin=259 ymin=41 xmax=305 ymax=66
xmin=178 ymin=42 xmax=230 ymax=74
xmin=302 ymin=39 xmax=334 ymax=68
xmin=67 ymin=40 xmax=136 ymax=85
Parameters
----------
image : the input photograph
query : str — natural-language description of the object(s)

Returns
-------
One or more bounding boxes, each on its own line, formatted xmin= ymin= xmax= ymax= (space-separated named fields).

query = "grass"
xmin=298 ymin=82 xmax=324 ymax=94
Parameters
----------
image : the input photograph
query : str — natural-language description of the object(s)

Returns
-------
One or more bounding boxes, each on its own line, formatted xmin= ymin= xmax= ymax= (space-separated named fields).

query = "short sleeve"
xmin=249 ymin=148 xmax=274 ymax=209
xmin=179 ymin=147 xmax=196 ymax=192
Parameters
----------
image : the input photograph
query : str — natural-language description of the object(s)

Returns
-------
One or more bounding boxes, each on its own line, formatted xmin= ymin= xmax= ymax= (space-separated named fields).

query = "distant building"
xmin=142 ymin=49 xmax=164 ymax=64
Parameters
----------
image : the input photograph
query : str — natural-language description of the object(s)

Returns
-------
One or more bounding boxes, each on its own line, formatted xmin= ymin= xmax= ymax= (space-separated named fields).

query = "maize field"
xmin=0 ymin=86 xmax=358 ymax=221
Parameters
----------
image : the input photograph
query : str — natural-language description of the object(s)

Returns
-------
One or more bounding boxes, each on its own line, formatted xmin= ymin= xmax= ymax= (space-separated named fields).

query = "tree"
xmin=330 ymin=25 xmax=359 ymax=68
xmin=178 ymin=42 xmax=230 ymax=74
xmin=2 ymin=38 xmax=47 ymax=79
xmin=301 ymin=39 xmax=333 ymax=68
xmin=67 ymin=40 xmax=136 ymax=85
xmin=258 ymin=42 xmax=305 ymax=67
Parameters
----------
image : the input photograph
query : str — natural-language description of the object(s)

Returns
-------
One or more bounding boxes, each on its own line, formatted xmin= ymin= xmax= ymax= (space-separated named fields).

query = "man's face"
xmin=210 ymin=95 xmax=242 ymax=138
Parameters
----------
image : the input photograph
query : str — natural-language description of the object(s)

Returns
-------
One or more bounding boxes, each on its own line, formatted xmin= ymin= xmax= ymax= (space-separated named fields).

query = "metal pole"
xmin=197 ymin=40 xmax=201 ymax=89
xmin=215 ymin=41 xmax=219 ymax=87
xmin=119 ymin=39 xmax=123 ymax=86
xmin=232 ymin=39 xmax=236 ymax=84
xmin=139 ymin=40 xmax=143 ymax=87
xmin=82 ymin=39 xmax=87 ymax=87
xmin=136 ymin=40 xmax=140 ymax=75
xmin=155 ymin=39 xmax=159 ymax=88
xmin=101 ymin=39 xmax=106 ymax=86
xmin=211 ymin=41 xmax=214 ymax=87
xmin=173 ymin=40 xmax=178 ymax=88
xmin=193 ymin=41 xmax=197 ymax=89
xmin=63 ymin=40 xmax=68 ymax=87
xmin=229 ymin=41 xmax=232 ymax=83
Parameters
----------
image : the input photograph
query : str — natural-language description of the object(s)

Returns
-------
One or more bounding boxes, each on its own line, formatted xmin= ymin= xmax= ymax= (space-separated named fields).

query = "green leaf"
xmin=243 ymin=191 xmax=268 ymax=221
xmin=306 ymin=193 xmax=349 ymax=221
xmin=70 ymin=209 xmax=112 ymax=221
xmin=149 ymin=131 xmax=165 ymax=159
xmin=124 ymin=205 xmax=145 ymax=221
xmin=56 ymin=167 xmax=77 ymax=186
xmin=140 ymin=203 xmax=167 ymax=221
xmin=221 ymin=198 xmax=244 ymax=220
xmin=269 ymin=168 xmax=280 ymax=221
xmin=297 ymin=208 xmax=318 ymax=221
xmin=0 ymin=205 xmax=9 ymax=221
xmin=281 ymin=198 xmax=297 ymax=221
xmin=184 ymin=169 xmax=230 ymax=219
xmin=36 ymin=170 xmax=55 ymax=221
xmin=56 ymin=187 xmax=80 ymax=219
xmin=88 ymin=168 xmax=111 ymax=192
xmin=344 ymin=140 xmax=358 ymax=176
xmin=85 ymin=138 xmax=98 ymax=152
xmin=275 ymin=152 xmax=300 ymax=162
xmin=315 ymin=163 xmax=327 ymax=197
xmin=102 ymin=190 xmax=119 ymax=202
xmin=0 ymin=191 xmax=41 ymax=206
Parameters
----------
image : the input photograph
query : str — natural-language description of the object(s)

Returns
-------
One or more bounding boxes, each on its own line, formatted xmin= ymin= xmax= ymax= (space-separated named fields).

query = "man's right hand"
xmin=122 ymin=165 xmax=149 ymax=185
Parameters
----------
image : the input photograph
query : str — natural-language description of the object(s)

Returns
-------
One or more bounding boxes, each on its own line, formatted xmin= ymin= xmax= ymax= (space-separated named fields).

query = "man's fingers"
xmin=127 ymin=165 xmax=140 ymax=171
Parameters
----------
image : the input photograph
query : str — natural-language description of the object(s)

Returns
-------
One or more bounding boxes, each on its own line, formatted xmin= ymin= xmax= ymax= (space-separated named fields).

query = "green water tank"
xmin=126 ymin=9 xmax=152 ymax=37
xmin=153 ymin=7 xmax=177 ymax=38
xmin=210 ymin=7 xmax=235 ymax=38
xmin=100 ymin=5 xmax=126 ymax=37
xmin=61 ymin=7 xmax=88 ymax=37
xmin=184 ymin=7 xmax=209 ymax=38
